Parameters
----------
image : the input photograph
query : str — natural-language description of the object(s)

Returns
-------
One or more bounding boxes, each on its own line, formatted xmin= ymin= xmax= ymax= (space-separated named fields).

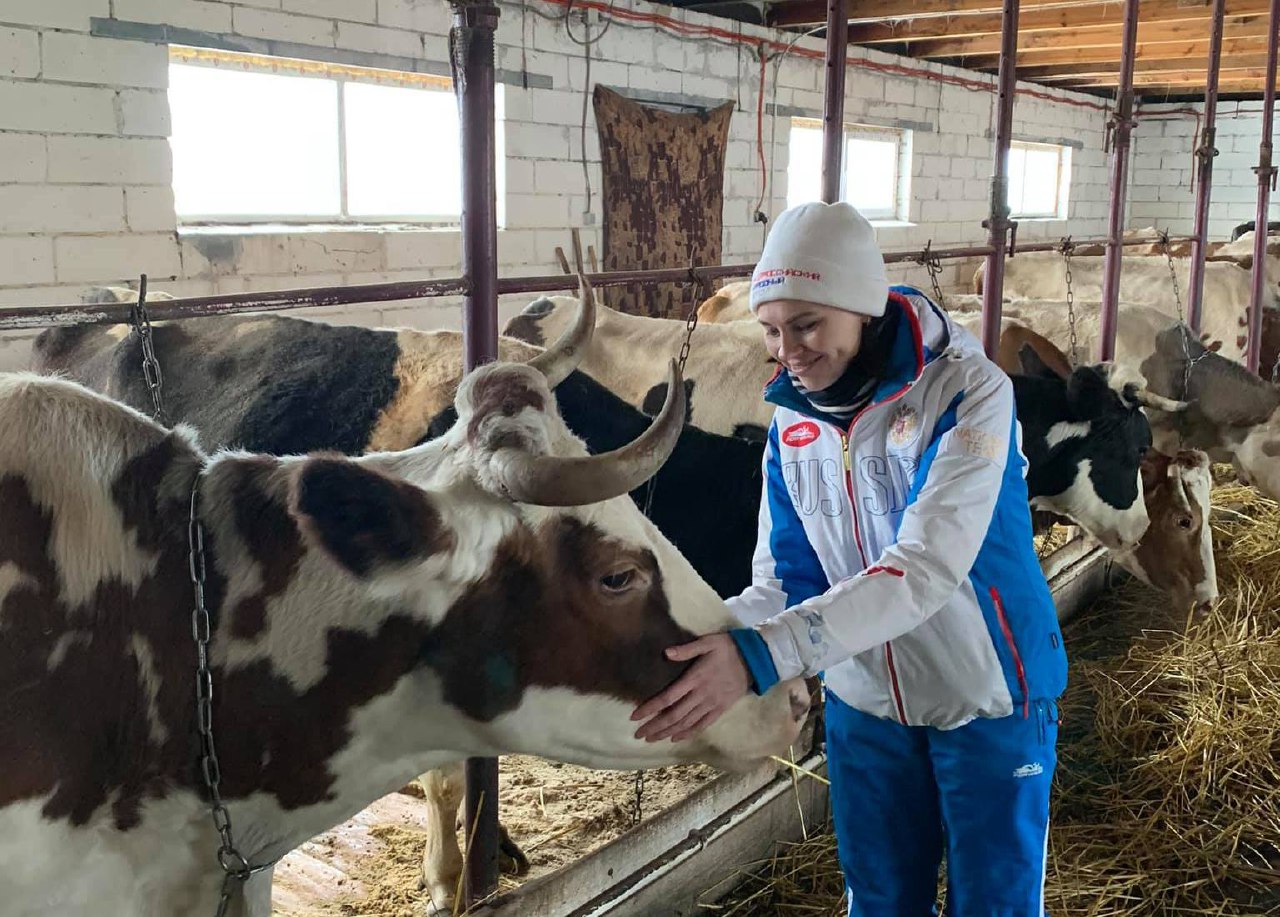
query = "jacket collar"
xmin=764 ymin=286 xmax=950 ymax=422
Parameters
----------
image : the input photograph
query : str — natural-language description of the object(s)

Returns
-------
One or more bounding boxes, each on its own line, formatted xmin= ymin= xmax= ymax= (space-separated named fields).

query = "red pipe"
xmin=1246 ymin=0 xmax=1279 ymax=376
xmin=981 ymin=0 xmax=1019 ymax=358
xmin=450 ymin=0 xmax=502 ymax=906
xmin=1186 ymin=0 xmax=1228 ymax=332
xmin=1098 ymin=0 xmax=1141 ymax=363
xmin=821 ymin=0 xmax=848 ymax=203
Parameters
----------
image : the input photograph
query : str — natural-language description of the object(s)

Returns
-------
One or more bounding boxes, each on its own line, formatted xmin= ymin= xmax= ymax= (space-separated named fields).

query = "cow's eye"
xmin=601 ymin=570 xmax=635 ymax=592
xmin=1177 ymin=515 xmax=1193 ymax=530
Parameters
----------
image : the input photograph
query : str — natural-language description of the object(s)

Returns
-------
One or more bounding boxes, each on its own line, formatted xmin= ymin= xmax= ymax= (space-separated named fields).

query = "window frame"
xmin=167 ymin=46 xmax=495 ymax=229
xmin=788 ymin=118 xmax=910 ymax=223
xmin=1006 ymin=139 xmax=1071 ymax=221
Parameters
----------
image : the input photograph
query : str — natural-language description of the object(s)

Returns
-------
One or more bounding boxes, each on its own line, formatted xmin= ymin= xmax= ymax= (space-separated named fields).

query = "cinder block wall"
xmin=1 ymin=0 xmax=1114 ymax=369
xmin=1129 ymin=101 xmax=1280 ymax=240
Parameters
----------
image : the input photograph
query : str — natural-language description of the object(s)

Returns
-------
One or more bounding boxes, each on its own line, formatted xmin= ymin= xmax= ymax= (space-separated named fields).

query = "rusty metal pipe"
xmin=4 ymin=240 xmax=1196 ymax=331
xmin=1186 ymin=0 xmax=1227 ymax=332
xmin=1098 ymin=0 xmax=1141 ymax=362
xmin=4 ymin=239 xmax=1205 ymax=333
xmin=451 ymin=0 xmax=502 ymax=906
xmin=980 ymin=0 xmax=1019 ymax=358
xmin=1246 ymin=0 xmax=1279 ymax=375
xmin=821 ymin=0 xmax=849 ymax=203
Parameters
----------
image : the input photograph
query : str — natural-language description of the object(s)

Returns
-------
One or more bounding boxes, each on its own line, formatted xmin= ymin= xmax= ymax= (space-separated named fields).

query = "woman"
xmin=632 ymin=201 xmax=1067 ymax=915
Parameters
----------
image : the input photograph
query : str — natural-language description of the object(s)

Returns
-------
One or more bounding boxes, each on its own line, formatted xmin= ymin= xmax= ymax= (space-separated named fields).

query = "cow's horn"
xmin=525 ymin=274 xmax=596 ymax=388
xmin=492 ymin=359 xmax=686 ymax=506
xmin=1133 ymin=388 xmax=1190 ymax=413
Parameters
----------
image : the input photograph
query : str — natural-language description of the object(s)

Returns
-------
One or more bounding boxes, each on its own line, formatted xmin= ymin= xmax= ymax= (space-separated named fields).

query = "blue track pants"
xmin=825 ymin=690 xmax=1058 ymax=917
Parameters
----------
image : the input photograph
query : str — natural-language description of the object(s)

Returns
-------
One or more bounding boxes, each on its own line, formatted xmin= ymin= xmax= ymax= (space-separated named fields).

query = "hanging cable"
xmin=753 ymin=43 xmax=768 ymax=227
xmin=558 ymin=0 xmax=612 ymax=218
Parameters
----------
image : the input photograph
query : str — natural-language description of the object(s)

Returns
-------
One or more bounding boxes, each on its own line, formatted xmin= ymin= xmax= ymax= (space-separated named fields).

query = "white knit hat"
xmin=749 ymin=201 xmax=889 ymax=317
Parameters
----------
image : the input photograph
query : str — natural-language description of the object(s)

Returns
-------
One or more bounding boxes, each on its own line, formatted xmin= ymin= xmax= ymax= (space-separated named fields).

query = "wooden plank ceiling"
xmin=759 ymin=0 xmax=1278 ymax=99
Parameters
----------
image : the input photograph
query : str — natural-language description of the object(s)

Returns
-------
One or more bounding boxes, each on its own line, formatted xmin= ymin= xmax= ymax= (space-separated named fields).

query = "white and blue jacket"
xmin=728 ymin=287 xmax=1068 ymax=730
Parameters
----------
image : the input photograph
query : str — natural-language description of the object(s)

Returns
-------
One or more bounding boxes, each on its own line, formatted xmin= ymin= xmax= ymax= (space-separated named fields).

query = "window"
xmin=1006 ymin=141 xmax=1071 ymax=220
xmin=167 ymin=47 xmax=503 ymax=225
xmin=787 ymin=119 xmax=910 ymax=221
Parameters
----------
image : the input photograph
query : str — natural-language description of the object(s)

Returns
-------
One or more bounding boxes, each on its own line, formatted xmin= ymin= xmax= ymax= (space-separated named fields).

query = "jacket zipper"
xmin=841 ymin=429 xmax=909 ymax=724
xmin=990 ymin=587 xmax=1030 ymax=719
xmin=818 ymin=302 xmax=927 ymax=725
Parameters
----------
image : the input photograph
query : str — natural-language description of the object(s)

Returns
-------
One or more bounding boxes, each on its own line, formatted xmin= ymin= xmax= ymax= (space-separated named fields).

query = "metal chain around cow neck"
xmin=128 ymin=276 xmax=272 ymax=916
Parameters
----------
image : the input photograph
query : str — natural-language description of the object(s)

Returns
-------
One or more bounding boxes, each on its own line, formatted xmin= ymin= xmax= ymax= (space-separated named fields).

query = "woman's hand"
xmin=630 ymin=633 xmax=750 ymax=743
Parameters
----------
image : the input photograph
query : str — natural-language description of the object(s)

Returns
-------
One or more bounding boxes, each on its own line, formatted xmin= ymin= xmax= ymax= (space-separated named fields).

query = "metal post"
xmin=1186 ymin=0 xmax=1227 ymax=332
xmin=1098 ymin=0 xmax=1141 ymax=362
xmin=1246 ymin=0 xmax=1279 ymax=375
xmin=980 ymin=0 xmax=1019 ymax=359
xmin=820 ymin=0 xmax=848 ymax=203
xmin=449 ymin=0 xmax=501 ymax=906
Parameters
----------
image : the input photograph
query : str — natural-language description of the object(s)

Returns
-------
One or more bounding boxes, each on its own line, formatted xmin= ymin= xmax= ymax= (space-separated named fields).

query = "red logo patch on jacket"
xmin=782 ymin=421 xmax=821 ymax=448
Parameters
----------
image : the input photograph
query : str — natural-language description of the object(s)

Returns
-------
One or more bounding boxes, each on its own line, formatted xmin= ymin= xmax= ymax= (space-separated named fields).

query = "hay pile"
xmin=703 ymin=484 xmax=1280 ymax=916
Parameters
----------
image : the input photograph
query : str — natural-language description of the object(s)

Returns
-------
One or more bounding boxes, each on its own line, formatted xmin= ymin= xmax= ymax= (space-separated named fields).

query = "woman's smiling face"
xmin=756 ymin=300 xmax=869 ymax=391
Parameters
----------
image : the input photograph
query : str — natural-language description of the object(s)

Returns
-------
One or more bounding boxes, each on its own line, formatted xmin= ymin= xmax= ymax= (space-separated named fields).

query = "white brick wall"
xmin=0 ymin=0 xmax=1199 ymax=372
xmin=1130 ymin=102 xmax=1280 ymax=240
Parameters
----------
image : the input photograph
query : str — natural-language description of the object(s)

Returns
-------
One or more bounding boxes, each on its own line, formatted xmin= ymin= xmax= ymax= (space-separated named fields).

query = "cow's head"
xmin=1112 ymin=449 xmax=1217 ymax=613
xmin=1017 ymin=345 xmax=1166 ymax=551
xmin=273 ymin=354 xmax=807 ymax=775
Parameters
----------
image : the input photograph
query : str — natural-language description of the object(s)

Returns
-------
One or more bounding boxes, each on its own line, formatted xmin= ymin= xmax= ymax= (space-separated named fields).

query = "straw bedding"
xmin=702 ymin=482 xmax=1280 ymax=916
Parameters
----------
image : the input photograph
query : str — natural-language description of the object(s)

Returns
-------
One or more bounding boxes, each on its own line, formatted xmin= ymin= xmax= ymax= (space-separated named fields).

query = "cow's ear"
xmin=1017 ymin=343 xmax=1063 ymax=379
xmin=292 ymin=458 xmax=453 ymax=578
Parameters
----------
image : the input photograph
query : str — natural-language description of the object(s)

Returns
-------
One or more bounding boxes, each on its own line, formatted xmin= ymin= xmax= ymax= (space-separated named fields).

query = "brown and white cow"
xmin=1 ymin=341 xmax=807 ymax=916
xmin=504 ymin=295 xmax=776 ymax=440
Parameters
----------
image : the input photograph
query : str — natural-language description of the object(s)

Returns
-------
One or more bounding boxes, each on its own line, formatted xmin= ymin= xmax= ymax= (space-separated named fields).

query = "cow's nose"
xmin=1193 ymin=599 xmax=1215 ymax=616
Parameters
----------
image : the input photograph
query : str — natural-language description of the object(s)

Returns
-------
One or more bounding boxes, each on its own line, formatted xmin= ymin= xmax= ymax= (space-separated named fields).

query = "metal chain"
xmin=1059 ymin=237 xmax=1079 ymax=368
xmin=1157 ymin=231 xmax=1211 ymax=447
xmin=630 ymin=265 xmax=705 ymax=830
xmin=190 ymin=482 xmax=263 ymax=916
xmin=1160 ymin=230 xmax=1186 ymax=326
xmin=917 ymin=241 xmax=946 ymax=310
xmin=631 ymin=769 xmax=646 ymax=826
xmin=129 ymin=274 xmax=169 ymax=427
xmin=126 ymin=271 xmax=264 ymax=915
xmin=194 ymin=477 xmax=278 ymax=914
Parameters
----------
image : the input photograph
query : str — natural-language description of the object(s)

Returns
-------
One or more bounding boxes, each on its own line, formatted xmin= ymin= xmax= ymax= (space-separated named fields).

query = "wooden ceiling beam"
xmin=909 ymin=16 xmax=1273 ymax=57
xmin=766 ymin=0 xmax=1085 ymax=28
xmin=847 ymin=0 xmax=1272 ymax=44
xmin=962 ymin=36 xmax=1276 ymax=69
xmin=1056 ymin=67 xmax=1274 ymax=88
xmin=1137 ymin=81 xmax=1271 ymax=97
xmin=1018 ymin=52 xmax=1276 ymax=81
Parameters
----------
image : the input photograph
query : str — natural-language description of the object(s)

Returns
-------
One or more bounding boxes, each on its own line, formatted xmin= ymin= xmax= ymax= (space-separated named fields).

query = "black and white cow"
xmin=1008 ymin=348 xmax=1169 ymax=552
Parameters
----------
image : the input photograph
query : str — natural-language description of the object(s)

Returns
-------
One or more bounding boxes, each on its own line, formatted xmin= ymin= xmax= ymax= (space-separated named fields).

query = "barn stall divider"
xmin=5 ymin=0 xmax=1272 ymax=910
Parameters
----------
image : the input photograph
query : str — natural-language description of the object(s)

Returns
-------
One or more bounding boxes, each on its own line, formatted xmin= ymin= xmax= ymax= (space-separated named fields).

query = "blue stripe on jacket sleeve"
xmin=729 ymin=628 xmax=781 ymax=695
xmin=765 ymin=423 xmax=829 ymax=606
